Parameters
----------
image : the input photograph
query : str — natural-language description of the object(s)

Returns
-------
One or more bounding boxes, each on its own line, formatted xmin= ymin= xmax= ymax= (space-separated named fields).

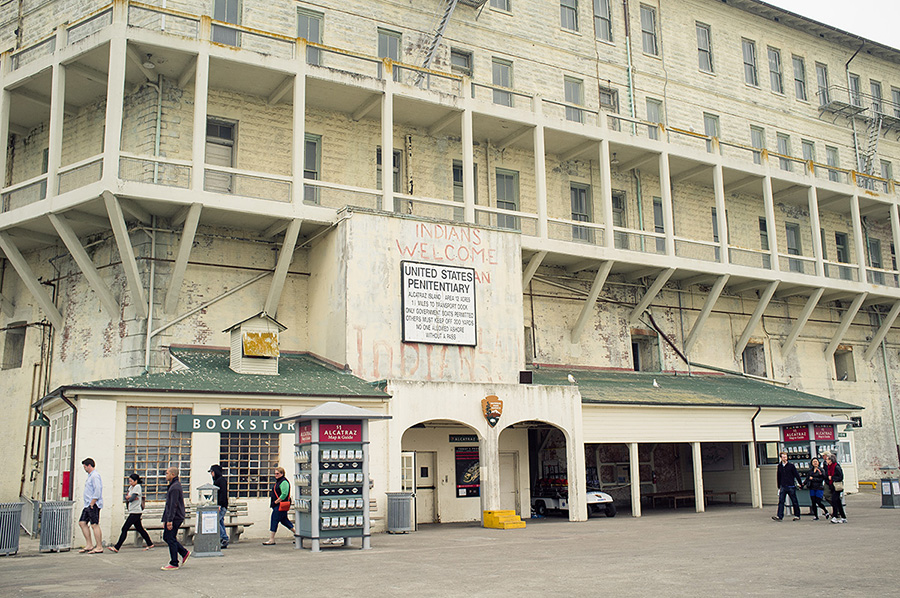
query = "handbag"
xmin=833 ymin=481 xmax=844 ymax=492
xmin=278 ymin=499 xmax=291 ymax=511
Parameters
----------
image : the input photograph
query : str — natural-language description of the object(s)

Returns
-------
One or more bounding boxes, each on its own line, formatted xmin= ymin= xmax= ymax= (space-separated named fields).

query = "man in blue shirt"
xmin=78 ymin=458 xmax=104 ymax=553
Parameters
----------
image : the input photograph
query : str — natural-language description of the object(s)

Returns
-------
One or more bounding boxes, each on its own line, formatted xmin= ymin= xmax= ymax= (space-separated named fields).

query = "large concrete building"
xmin=1 ymin=0 xmax=897 ymax=536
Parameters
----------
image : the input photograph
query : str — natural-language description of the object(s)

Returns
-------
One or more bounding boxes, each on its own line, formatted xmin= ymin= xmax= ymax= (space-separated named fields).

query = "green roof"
xmin=62 ymin=347 xmax=390 ymax=399
xmin=530 ymin=369 xmax=861 ymax=410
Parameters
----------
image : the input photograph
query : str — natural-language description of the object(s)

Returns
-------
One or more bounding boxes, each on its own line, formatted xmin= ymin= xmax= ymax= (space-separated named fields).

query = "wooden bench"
xmin=645 ymin=490 xmax=737 ymax=509
xmin=131 ymin=501 xmax=253 ymax=546
xmin=704 ymin=490 xmax=737 ymax=505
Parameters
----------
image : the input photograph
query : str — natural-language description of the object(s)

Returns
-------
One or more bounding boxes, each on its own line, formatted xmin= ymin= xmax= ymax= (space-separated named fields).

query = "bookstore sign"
xmin=176 ymin=415 xmax=295 ymax=434
xmin=401 ymin=261 xmax=477 ymax=346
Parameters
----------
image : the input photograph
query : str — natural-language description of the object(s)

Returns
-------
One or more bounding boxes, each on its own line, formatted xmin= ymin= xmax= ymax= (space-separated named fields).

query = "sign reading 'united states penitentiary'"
xmin=401 ymin=261 xmax=477 ymax=346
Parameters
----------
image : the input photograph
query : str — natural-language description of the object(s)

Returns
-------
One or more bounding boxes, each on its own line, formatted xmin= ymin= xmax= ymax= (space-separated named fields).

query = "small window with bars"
xmin=219 ymin=408 xmax=281 ymax=498
xmin=124 ymin=407 xmax=192 ymax=501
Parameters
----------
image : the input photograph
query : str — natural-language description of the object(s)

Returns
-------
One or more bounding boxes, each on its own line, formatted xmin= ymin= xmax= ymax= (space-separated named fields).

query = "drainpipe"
xmin=634 ymin=170 xmax=644 ymax=252
xmin=622 ymin=0 xmax=636 ymax=129
xmin=143 ymin=216 xmax=156 ymax=372
xmin=60 ymin=391 xmax=77 ymax=501
xmin=750 ymin=406 xmax=762 ymax=508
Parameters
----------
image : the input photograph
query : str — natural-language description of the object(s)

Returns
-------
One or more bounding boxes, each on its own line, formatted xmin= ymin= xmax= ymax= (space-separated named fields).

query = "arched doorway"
xmin=401 ymin=419 xmax=481 ymax=525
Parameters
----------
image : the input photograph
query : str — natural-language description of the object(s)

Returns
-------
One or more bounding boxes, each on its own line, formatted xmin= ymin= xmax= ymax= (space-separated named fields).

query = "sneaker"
xmin=792 ymin=516 xmax=801 ymax=521
xmin=161 ymin=564 xmax=178 ymax=570
xmin=841 ymin=518 xmax=847 ymax=523
xmin=813 ymin=517 xmax=819 ymax=521
xmin=830 ymin=517 xmax=840 ymax=523
xmin=771 ymin=516 xmax=782 ymax=521
xmin=181 ymin=550 xmax=190 ymax=565
xmin=221 ymin=542 xmax=228 ymax=550
xmin=143 ymin=545 xmax=155 ymax=551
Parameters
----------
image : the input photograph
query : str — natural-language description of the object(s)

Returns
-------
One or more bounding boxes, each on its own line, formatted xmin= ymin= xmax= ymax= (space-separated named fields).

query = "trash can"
xmin=881 ymin=469 xmax=900 ymax=508
xmin=0 ymin=502 xmax=24 ymax=556
xmin=386 ymin=492 xmax=414 ymax=533
xmin=39 ymin=501 xmax=75 ymax=553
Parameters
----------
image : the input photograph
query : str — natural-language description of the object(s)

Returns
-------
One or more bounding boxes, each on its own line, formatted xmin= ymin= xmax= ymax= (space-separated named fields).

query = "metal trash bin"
xmin=881 ymin=477 xmax=900 ymax=508
xmin=0 ymin=502 xmax=24 ymax=556
xmin=39 ymin=501 xmax=75 ymax=553
xmin=386 ymin=492 xmax=414 ymax=533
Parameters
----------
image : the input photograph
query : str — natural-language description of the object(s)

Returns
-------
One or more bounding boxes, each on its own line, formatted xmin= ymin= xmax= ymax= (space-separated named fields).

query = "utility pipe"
xmin=143 ymin=216 xmax=156 ymax=372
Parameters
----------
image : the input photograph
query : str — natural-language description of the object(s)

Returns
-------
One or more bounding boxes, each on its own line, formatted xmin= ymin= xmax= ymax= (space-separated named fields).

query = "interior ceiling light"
xmin=142 ymin=54 xmax=156 ymax=69
xmin=611 ymin=152 xmax=619 ymax=165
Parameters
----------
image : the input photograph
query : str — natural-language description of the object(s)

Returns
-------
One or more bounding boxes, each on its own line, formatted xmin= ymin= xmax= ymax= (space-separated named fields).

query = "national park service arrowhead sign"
xmin=482 ymin=395 xmax=503 ymax=427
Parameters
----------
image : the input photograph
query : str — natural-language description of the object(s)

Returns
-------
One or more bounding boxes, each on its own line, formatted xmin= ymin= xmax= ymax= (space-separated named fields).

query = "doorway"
xmin=415 ymin=451 xmax=437 ymax=524
xmin=499 ymin=451 xmax=520 ymax=514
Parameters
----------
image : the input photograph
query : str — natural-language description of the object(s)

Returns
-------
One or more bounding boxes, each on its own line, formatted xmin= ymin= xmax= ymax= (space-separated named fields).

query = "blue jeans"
xmin=163 ymin=519 xmax=188 ymax=567
xmin=270 ymin=508 xmax=294 ymax=533
xmin=777 ymin=486 xmax=800 ymax=519
xmin=217 ymin=506 xmax=228 ymax=545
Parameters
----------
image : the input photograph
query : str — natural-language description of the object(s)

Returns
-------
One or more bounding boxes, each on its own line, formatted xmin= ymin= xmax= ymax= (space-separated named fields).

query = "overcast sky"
xmin=763 ymin=0 xmax=899 ymax=49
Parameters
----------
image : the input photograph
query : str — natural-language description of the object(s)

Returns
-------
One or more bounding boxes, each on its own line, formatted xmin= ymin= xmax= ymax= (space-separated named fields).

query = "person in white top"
xmin=78 ymin=458 xmax=104 ymax=553
xmin=108 ymin=473 xmax=155 ymax=552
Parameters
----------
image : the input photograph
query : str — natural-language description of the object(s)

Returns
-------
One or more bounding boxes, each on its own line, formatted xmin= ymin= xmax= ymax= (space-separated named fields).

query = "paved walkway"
xmin=1 ymin=490 xmax=898 ymax=597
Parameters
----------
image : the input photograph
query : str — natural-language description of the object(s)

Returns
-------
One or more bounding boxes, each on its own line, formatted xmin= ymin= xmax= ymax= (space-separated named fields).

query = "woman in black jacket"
xmin=824 ymin=452 xmax=847 ymax=523
xmin=805 ymin=458 xmax=829 ymax=520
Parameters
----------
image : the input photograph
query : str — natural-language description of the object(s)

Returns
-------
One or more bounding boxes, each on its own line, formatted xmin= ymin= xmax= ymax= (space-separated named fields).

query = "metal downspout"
xmin=144 ymin=215 xmax=156 ymax=372
xmin=60 ymin=391 xmax=77 ymax=501
xmin=153 ymin=76 xmax=163 ymax=183
xmin=623 ymin=0 xmax=636 ymax=132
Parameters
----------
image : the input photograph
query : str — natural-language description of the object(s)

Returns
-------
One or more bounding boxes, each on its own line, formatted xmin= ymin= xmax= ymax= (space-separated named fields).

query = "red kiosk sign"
xmin=814 ymin=424 xmax=836 ymax=441
xmin=782 ymin=425 xmax=809 ymax=442
xmin=319 ymin=421 xmax=362 ymax=443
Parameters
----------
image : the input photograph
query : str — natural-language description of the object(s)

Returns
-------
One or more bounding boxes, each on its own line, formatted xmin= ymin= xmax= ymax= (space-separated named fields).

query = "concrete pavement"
xmin=1 ymin=490 xmax=898 ymax=597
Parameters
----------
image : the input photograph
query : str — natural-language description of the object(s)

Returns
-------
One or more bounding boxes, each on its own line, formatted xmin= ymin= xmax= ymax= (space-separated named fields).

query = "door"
xmin=499 ymin=452 xmax=519 ymax=515
xmin=415 ymin=452 xmax=436 ymax=524
xmin=400 ymin=451 xmax=417 ymax=531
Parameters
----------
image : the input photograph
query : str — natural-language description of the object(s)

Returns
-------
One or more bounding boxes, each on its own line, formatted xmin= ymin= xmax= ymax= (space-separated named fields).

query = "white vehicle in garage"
xmin=531 ymin=488 xmax=617 ymax=518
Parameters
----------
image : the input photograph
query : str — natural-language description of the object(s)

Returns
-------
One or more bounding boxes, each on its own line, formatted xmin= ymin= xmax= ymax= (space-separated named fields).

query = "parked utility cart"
xmin=531 ymin=481 xmax=617 ymax=517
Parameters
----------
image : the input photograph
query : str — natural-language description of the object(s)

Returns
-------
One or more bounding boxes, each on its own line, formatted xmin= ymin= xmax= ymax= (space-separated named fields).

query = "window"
xmin=298 ymin=9 xmax=323 ymax=65
xmin=870 ymin=80 xmax=883 ymax=114
xmin=815 ymin=63 xmax=829 ymax=105
xmin=696 ymin=23 xmax=713 ymax=73
xmin=303 ymin=134 xmax=321 ymax=204
xmin=496 ymin=169 xmax=519 ymax=230
xmin=653 ymin=198 xmax=664 ymax=253
xmin=750 ymin=126 xmax=765 ymax=165
xmin=39 ymin=148 xmax=48 ymax=199
xmin=776 ymin=133 xmax=792 ymax=171
xmin=212 ymin=0 xmax=241 ymax=46
xmin=560 ymin=0 xmax=578 ymax=31
xmin=792 ymin=56 xmax=807 ymax=100
xmin=801 ymin=139 xmax=816 ymax=165
xmin=640 ymin=5 xmax=658 ymax=55
xmin=703 ymin=113 xmax=719 ymax=154
xmin=612 ymin=190 xmax=627 ymax=249
xmin=490 ymin=0 xmax=511 ymax=11
xmin=570 ymin=183 xmax=593 ymax=242
xmin=220 ymin=408 xmax=280 ymax=498
xmin=646 ymin=98 xmax=662 ymax=140
xmin=835 ymin=231 xmax=852 ymax=280
xmin=600 ymin=86 xmax=619 ymax=130
xmin=742 ymin=39 xmax=758 ymax=87
xmin=881 ymin=160 xmax=893 ymax=193
xmin=452 ymin=160 xmax=477 ymax=222
xmin=820 ymin=228 xmax=828 ymax=260
xmin=834 ymin=349 xmax=856 ymax=382
xmin=826 ymin=146 xmax=840 ymax=182
xmin=868 ymin=238 xmax=883 ymax=284
xmin=754 ymin=442 xmax=782 ymax=466
xmin=450 ymin=49 xmax=473 ymax=77
xmin=711 ymin=207 xmax=728 ymax=260
xmin=893 ymin=88 xmax=900 ymax=118
xmin=768 ymin=47 xmax=783 ymax=93
xmin=759 ymin=217 xmax=771 ymax=269
xmin=205 ymin=118 xmax=236 ymax=193
xmin=785 ymin=222 xmax=803 ymax=273
xmin=593 ymin=0 xmax=612 ymax=42
xmin=376 ymin=147 xmax=402 ymax=210
xmin=492 ymin=58 xmax=514 ymax=107
xmin=124 ymin=407 xmax=192 ymax=501
xmin=742 ymin=344 xmax=767 ymax=377
xmin=2 ymin=322 xmax=25 ymax=370
xmin=848 ymin=73 xmax=861 ymax=107
xmin=564 ymin=76 xmax=584 ymax=123
xmin=378 ymin=29 xmax=402 ymax=81
xmin=631 ymin=332 xmax=659 ymax=371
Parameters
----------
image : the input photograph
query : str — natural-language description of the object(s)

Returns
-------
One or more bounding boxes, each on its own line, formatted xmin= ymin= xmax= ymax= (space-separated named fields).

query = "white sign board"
xmin=401 ymin=261 xmax=476 ymax=346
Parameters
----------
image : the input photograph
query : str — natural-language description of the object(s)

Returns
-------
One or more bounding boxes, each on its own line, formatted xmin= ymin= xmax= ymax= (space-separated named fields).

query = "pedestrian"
xmin=108 ymin=473 xmax=155 ymax=552
xmin=262 ymin=466 xmax=294 ymax=545
xmin=771 ymin=451 xmax=802 ymax=521
xmin=804 ymin=458 xmax=829 ymax=520
xmin=160 ymin=467 xmax=190 ymax=570
xmin=209 ymin=464 xmax=230 ymax=549
xmin=823 ymin=452 xmax=847 ymax=523
xmin=78 ymin=458 xmax=104 ymax=553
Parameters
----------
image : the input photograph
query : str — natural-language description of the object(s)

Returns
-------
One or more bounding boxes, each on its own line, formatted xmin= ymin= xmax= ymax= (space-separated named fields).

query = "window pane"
xmin=219 ymin=408 xmax=280 ymax=498
xmin=768 ymin=47 xmax=783 ymax=93
xmin=640 ymin=5 xmax=657 ymax=55
xmin=742 ymin=40 xmax=758 ymax=86
xmin=594 ymin=0 xmax=612 ymax=42
xmin=696 ymin=24 xmax=712 ymax=72
xmin=792 ymin=56 xmax=806 ymax=100
xmin=561 ymin=0 xmax=578 ymax=31
xmin=124 ymin=407 xmax=192 ymax=501
xmin=492 ymin=59 xmax=513 ymax=106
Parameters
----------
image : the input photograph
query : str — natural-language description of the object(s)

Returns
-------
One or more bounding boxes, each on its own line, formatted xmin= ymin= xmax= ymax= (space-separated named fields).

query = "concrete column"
xmin=566 ymin=431 xmax=587 ymax=522
xmin=0 ymin=86 xmax=9 ymax=186
xmin=659 ymin=151 xmax=675 ymax=256
xmin=102 ymin=35 xmax=127 ymax=188
xmin=691 ymin=442 xmax=705 ymax=513
xmin=747 ymin=440 xmax=762 ymax=508
xmin=191 ymin=403 xmax=221 ymax=502
xmin=479 ymin=429 xmax=501 ymax=521
xmin=808 ymin=186 xmax=824 ymax=276
xmin=533 ymin=97 xmax=548 ymax=238
xmin=599 ymin=139 xmax=614 ymax=248
xmin=850 ymin=194 xmax=868 ymax=280
xmin=891 ymin=205 xmax=900 ymax=278
xmin=381 ymin=68 xmax=394 ymax=212
xmin=762 ymin=174 xmax=780 ymax=271
xmin=713 ymin=164 xmax=728 ymax=263
xmin=629 ymin=442 xmax=641 ymax=517
xmin=291 ymin=62 xmax=307 ymax=204
xmin=191 ymin=50 xmax=210 ymax=192
xmin=73 ymin=399 xmax=118 ymax=541
xmin=462 ymin=102 xmax=476 ymax=223
xmin=46 ymin=61 xmax=66 ymax=199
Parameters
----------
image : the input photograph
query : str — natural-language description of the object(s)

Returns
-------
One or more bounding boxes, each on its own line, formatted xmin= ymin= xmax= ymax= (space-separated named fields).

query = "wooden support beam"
xmin=560 ymin=141 xmax=597 ymax=163
xmin=522 ymin=251 xmax=546 ymax=288
xmin=684 ymin=274 xmax=729 ymax=355
xmin=734 ymin=280 xmax=779 ymax=356
xmin=672 ymin=164 xmax=710 ymax=184
xmin=781 ymin=287 xmax=824 ymax=354
xmin=118 ymin=198 xmax=152 ymax=225
xmin=0 ymin=232 xmax=63 ymax=328
xmin=863 ymin=301 xmax=900 ymax=361
xmin=264 ymin=219 xmax=302 ymax=317
xmin=49 ymin=213 xmax=119 ymax=318
xmin=178 ymin=56 xmax=197 ymax=89
xmin=103 ymin=191 xmax=147 ymax=318
xmin=615 ymin=153 xmax=657 ymax=173
xmin=496 ymin=126 xmax=533 ymax=149
xmin=267 ymin=76 xmax=293 ymax=106
xmin=428 ymin=111 xmax=459 ymax=136
xmin=571 ymin=261 xmax=613 ymax=343
xmin=724 ymin=175 xmax=760 ymax=194
xmin=352 ymin=95 xmax=381 ymax=121
xmin=629 ymin=268 xmax=674 ymax=325
xmin=825 ymin=292 xmax=867 ymax=359
xmin=164 ymin=203 xmax=202 ymax=314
